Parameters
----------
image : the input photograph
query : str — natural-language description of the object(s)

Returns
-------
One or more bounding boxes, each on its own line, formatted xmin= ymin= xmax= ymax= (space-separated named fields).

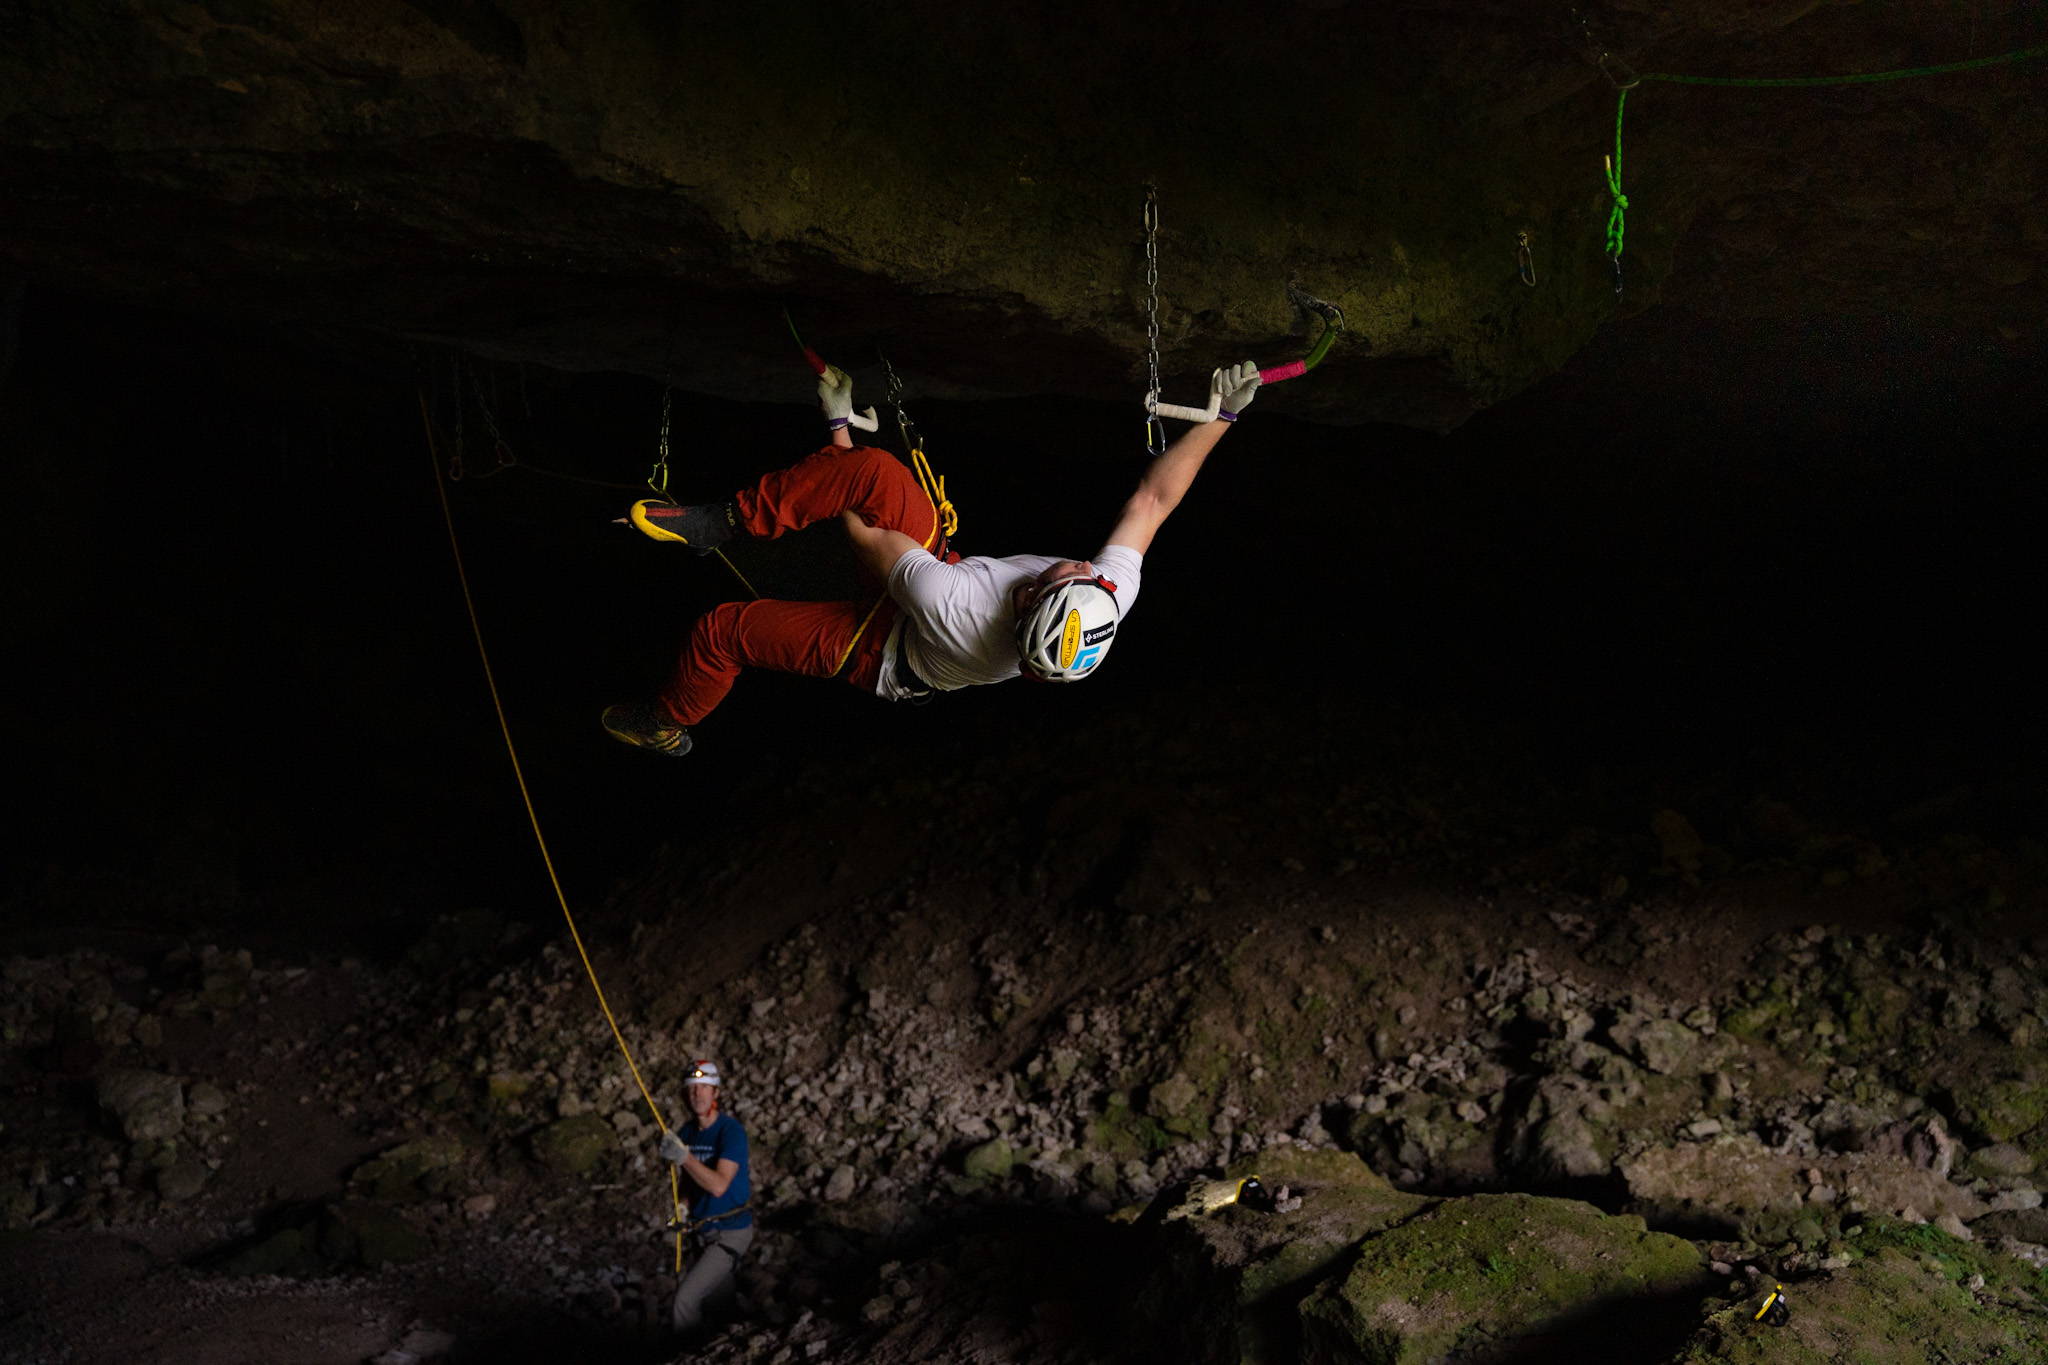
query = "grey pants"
xmin=672 ymin=1225 xmax=754 ymax=1335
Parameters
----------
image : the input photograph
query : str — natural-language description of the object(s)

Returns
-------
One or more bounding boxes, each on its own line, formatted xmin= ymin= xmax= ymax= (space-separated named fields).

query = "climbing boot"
xmin=601 ymin=702 xmax=693 ymax=758
xmin=628 ymin=499 xmax=738 ymax=554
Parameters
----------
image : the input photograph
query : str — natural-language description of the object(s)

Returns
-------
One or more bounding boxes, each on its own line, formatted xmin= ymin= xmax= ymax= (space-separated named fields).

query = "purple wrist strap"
xmin=828 ymin=417 xmax=850 ymax=429
xmin=1218 ymin=409 xmax=1239 ymax=423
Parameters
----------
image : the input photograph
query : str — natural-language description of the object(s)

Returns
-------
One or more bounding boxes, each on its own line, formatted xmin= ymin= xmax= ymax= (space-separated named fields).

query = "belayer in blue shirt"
xmin=658 ymin=1058 xmax=753 ymax=1337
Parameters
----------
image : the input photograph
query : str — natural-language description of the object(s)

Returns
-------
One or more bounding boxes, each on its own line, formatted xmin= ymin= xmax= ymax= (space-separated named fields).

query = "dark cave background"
xmin=5 ymin=284 xmax=2041 ymax=955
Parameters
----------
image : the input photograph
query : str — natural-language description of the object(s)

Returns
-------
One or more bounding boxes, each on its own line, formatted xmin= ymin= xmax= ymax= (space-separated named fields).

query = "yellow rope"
xmin=711 ymin=547 xmax=760 ymax=599
xmin=909 ymin=446 xmax=958 ymax=540
xmin=418 ymin=392 xmax=688 ymax=1271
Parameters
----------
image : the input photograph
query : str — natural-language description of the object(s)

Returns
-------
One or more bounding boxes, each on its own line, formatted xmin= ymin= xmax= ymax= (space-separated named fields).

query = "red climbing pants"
xmin=657 ymin=444 xmax=952 ymax=726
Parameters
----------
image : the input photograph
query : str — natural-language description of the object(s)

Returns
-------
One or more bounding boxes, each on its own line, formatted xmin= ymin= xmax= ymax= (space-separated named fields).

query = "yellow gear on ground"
xmin=1159 ymin=1174 xmax=1268 ymax=1222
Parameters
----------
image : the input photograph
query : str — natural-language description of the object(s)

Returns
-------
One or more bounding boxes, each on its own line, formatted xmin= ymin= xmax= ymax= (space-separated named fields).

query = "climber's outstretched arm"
xmin=1104 ymin=361 xmax=1259 ymax=556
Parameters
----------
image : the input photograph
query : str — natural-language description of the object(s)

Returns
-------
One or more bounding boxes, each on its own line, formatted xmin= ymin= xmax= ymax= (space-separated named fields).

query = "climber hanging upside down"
xmin=601 ymin=360 xmax=1260 ymax=757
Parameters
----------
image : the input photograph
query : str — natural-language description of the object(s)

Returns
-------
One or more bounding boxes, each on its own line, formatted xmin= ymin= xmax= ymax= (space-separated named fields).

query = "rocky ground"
xmin=4 ymin=700 xmax=2046 ymax=1364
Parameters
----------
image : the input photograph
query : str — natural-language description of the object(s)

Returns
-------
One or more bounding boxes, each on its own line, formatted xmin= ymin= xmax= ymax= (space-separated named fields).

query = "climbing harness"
xmin=664 ymin=1200 xmax=753 ymax=1242
xmin=1588 ymin=37 xmax=2048 ymax=300
xmin=419 ymin=390 xmax=692 ymax=1274
xmin=1141 ymin=186 xmax=1345 ymax=427
xmin=628 ymin=311 xmax=959 ymax=677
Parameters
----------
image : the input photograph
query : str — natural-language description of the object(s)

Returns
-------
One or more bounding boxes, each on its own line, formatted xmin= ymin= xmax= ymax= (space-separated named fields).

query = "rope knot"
xmin=910 ymin=447 xmax=958 ymax=541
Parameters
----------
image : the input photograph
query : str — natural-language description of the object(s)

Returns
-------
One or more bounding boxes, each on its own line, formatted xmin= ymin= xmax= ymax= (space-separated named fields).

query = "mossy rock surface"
xmin=1128 ymin=1150 xmax=1427 ymax=1365
xmin=1298 ymin=1191 xmax=1709 ymax=1364
xmin=348 ymin=1133 xmax=466 ymax=1201
xmin=962 ymin=1138 xmax=1014 ymax=1183
xmin=1668 ymin=1244 xmax=2047 ymax=1363
xmin=1948 ymin=1056 xmax=2048 ymax=1160
xmin=531 ymin=1113 xmax=618 ymax=1177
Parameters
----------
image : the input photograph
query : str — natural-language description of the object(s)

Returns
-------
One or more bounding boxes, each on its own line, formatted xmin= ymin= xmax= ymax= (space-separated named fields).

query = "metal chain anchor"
xmin=880 ymin=351 xmax=922 ymax=455
xmin=470 ymin=363 xmax=516 ymax=477
xmin=647 ymin=387 xmax=674 ymax=503
xmin=1143 ymin=184 xmax=1165 ymax=456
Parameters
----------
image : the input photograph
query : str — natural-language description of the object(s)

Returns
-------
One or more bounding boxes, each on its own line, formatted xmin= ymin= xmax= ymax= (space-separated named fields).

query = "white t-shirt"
xmin=877 ymin=544 xmax=1144 ymax=697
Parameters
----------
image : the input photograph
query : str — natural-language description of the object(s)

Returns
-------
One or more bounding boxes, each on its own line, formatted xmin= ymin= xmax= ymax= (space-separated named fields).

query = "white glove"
xmin=658 ymin=1130 xmax=688 ymax=1164
xmin=817 ymin=365 xmax=855 ymax=424
xmin=1214 ymin=361 xmax=1260 ymax=421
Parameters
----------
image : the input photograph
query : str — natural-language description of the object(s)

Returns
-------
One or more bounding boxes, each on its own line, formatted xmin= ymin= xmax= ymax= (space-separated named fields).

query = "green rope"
xmin=1605 ymin=86 xmax=1628 ymax=265
xmin=1600 ymin=44 xmax=2048 ymax=290
xmin=1641 ymin=45 xmax=2048 ymax=89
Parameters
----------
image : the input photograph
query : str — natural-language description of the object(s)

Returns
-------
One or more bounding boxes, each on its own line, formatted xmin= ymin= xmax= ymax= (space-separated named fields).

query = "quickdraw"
xmin=880 ymin=351 xmax=957 ymax=542
xmin=436 ymin=354 xmax=637 ymax=490
xmin=639 ymin=384 xmax=760 ymax=599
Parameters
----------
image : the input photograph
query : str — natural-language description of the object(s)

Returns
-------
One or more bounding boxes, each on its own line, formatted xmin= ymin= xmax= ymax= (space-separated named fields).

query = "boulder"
xmin=962 ymin=1139 xmax=1014 ymax=1183
xmin=530 ymin=1114 xmax=617 ymax=1177
xmin=1970 ymin=1206 xmax=2048 ymax=1243
xmin=96 ymin=1069 xmax=185 ymax=1142
xmin=1608 ymin=1014 xmax=1702 ymax=1077
xmin=1504 ymin=1075 xmax=1613 ymax=1182
xmin=350 ymin=1135 xmax=466 ymax=1201
xmin=1147 ymin=1073 xmax=1207 ymax=1137
xmin=1961 ymin=1142 xmax=2036 ymax=1180
xmin=1948 ymin=1059 xmax=2048 ymax=1159
xmin=155 ymin=1152 xmax=211 ymax=1203
xmin=1620 ymin=1136 xmax=1987 ymax=1234
xmin=1298 ymin=1191 xmax=1709 ymax=1364
xmin=1128 ymin=1149 xmax=1428 ymax=1365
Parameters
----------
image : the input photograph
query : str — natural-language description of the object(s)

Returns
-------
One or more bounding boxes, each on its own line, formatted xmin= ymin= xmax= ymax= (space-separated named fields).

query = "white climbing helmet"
xmin=683 ymin=1059 xmax=722 ymax=1088
xmin=1016 ymin=574 xmax=1121 ymax=682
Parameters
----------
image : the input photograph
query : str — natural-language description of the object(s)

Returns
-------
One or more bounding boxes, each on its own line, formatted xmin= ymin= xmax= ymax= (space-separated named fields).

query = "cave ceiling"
xmin=2 ymin=1 xmax=2043 ymax=431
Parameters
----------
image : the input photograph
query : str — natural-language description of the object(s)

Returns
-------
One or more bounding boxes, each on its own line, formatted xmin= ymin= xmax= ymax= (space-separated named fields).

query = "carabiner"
xmin=1516 ymin=231 xmax=1536 ymax=287
xmin=1598 ymin=52 xmax=1641 ymax=90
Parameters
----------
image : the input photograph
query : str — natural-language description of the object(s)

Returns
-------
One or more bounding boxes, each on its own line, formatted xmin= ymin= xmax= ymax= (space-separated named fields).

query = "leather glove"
xmin=817 ymin=364 xmax=855 ymax=424
xmin=1214 ymin=361 xmax=1260 ymax=421
xmin=659 ymin=1130 xmax=688 ymax=1164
